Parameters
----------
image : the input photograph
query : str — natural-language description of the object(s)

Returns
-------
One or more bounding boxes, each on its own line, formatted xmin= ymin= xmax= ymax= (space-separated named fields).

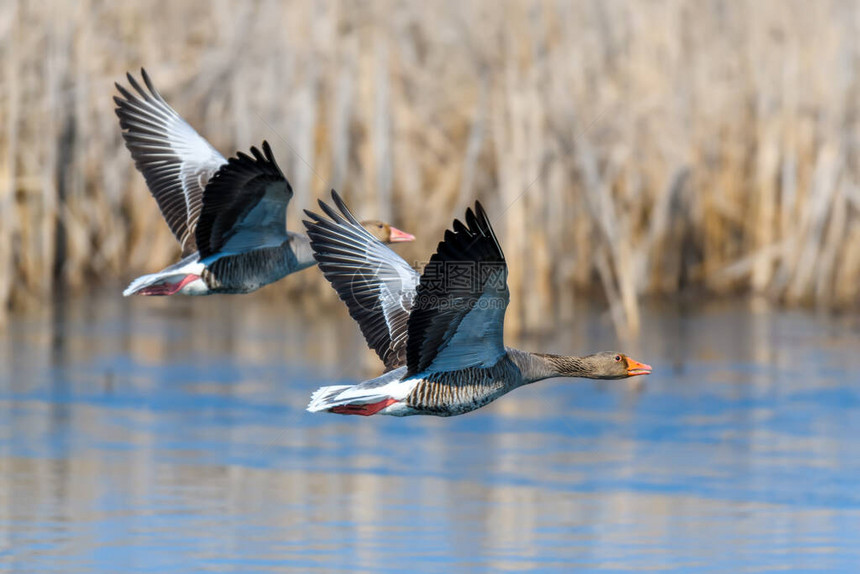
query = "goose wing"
xmin=194 ymin=141 xmax=292 ymax=261
xmin=304 ymin=191 xmax=419 ymax=371
xmin=405 ymin=202 xmax=508 ymax=377
xmin=114 ymin=69 xmax=225 ymax=256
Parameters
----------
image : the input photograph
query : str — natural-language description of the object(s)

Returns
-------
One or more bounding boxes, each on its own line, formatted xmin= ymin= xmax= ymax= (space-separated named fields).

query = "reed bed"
xmin=1 ymin=0 xmax=860 ymax=334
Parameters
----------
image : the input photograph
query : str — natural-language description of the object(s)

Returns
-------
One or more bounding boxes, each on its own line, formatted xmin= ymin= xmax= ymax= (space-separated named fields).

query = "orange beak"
xmin=388 ymin=226 xmax=415 ymax=242
xmin=624 ymin=356 xmax=652 ymax=377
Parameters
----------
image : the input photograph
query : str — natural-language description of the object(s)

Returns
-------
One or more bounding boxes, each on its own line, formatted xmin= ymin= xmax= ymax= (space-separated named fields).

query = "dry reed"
xmin=1 ymin=0 xmax=860 ymax=334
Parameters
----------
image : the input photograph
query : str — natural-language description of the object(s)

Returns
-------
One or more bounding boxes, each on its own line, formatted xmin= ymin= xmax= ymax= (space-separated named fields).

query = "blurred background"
xmin=2 ymin=1 xmax=860 ymax=572
xmin=3 ymin=0 xmax=860 ymax=333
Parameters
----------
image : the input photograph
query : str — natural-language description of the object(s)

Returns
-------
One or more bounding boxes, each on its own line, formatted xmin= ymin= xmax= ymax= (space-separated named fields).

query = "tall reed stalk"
xmin=1 ymin=0 xmax=860 ymax=334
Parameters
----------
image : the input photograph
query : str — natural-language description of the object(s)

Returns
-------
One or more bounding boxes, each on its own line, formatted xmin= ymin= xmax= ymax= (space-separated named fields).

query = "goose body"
xmin=304 ymin=192 xmax=652 ymax=417
xmin=115 ymin=69 xmax=413 ymax=296
xmin=309 ymin=351 xmax=525 ymax=416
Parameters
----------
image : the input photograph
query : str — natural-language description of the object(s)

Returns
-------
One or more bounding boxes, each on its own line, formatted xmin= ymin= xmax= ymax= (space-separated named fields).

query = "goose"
xmin=302 ymin=191 xmax=652 ymax=417
xmin=115 ymin=69 xmax=414 ymax=296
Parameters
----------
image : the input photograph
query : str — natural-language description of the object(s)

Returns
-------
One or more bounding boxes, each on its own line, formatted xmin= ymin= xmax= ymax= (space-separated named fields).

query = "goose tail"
xmin=306 ymin=385 xmax=355 ymax=412
xmin=123 ymin=270 xmax=171 ymax=296
xmin=306 ymin=384 xmax=401 ymax=416
xmin=123 ymin=257 xmax=206 ymax=296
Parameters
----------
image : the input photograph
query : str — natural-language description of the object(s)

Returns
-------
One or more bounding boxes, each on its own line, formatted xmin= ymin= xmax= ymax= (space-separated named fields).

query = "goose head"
xmin=537 ymin=351 xmax=652 ymax=380
xmin=359 ymin=220 xmax=416 ymax=244
xmin=580 ymin=351 xmax=652 ymax=379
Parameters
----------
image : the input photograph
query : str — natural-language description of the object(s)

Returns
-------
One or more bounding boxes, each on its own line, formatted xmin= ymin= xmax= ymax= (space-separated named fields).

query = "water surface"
xmin=1 ymin=293 xmax=859 ymax=572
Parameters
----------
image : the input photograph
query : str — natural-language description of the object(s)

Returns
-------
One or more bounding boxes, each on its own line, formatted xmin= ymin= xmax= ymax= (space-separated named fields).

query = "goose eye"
xmin=614 ymin=355 xmax=621 ymax=362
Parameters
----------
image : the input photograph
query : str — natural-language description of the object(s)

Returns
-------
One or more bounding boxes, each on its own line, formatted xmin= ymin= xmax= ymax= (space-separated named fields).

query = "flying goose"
xmin=303 ymin=191 xmax=651 ymax=417
xmin=115 ymin=69 xmax=414 ymax=296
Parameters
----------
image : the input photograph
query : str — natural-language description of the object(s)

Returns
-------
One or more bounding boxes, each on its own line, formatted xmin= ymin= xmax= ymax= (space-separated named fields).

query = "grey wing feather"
xmin=304 ymin=191 xmax=419 ymax=371
xmin=115 ymin=68 xmax=225 ymax=255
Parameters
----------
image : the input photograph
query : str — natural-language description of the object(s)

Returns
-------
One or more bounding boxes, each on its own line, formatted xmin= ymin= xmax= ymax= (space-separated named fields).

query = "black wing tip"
xmin=233 ymin=141 xmax=275 ymax=169
xmin=113 ymin=81 xmax=135 ymax=106
xmin=445 ymin=202 xmax=486 ymax=241
xmin=319 ymin=199 xmax=342 ymax=222
xmin=261 ymin=140 xmax=274 ymax=160
xmin=245 ymin=140 xmax=273 ymax=164
xmin=302 ymin=209 xmax=325 ymax=229
xmin=232 ymin=150 xmax=252 ymax=164
xmin=452 ymin=218 xmax=469 ymax=235
xmin=422 ymin=198 xmax=506 ymax=271
xmin=330 ymin=190 xmax=361 ymax=224
xmin=137 ymin=68 xmax=161 ymax=101
xmin=124 ymin=71 xmax=146 ymax=98
xmin=311 ymin=190 xmax=361 ymax=228
xmin=448 ymin=200 xmax=500 ymax=248
xmin=464 ymin=203 xmax=487 ymax=234
xmin=227 ymin=141 xmax=281 ymax=174
xmin=472 ymin=201 xmax=493 ymax=234
xmin=116 ymin=68 xmax=162 ymax=107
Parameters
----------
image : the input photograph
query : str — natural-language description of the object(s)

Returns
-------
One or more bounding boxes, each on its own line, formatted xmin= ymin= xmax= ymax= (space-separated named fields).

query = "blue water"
xmin=0 ymin=293 xmax=859 ymax=572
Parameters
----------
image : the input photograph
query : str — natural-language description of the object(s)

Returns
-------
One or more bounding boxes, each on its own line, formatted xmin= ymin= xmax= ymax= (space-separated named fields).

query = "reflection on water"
xmin=1 ymin=292 xmax=859 ymax=572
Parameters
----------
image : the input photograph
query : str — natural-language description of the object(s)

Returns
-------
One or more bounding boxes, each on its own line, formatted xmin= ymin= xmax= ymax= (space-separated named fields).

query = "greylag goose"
xmin=115 ymin=69 xmax=414 ymax=296
xmin=303 ymin=192 xmax=651 ymax=417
